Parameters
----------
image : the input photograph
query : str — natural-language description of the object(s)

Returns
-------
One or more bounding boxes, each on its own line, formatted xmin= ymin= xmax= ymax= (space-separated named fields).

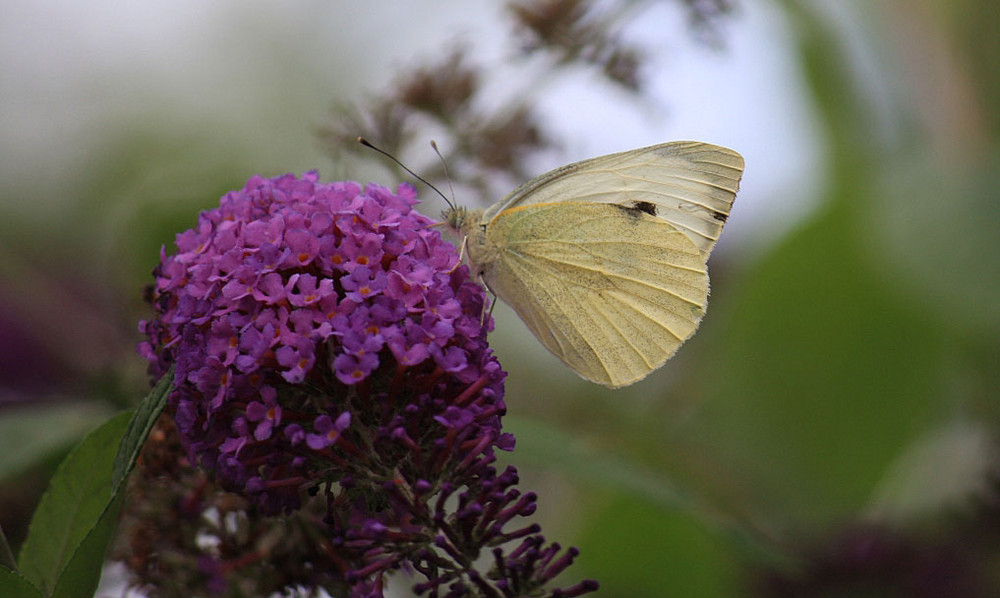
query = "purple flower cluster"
xmin=138 ymin=172 xmax=595 ymax=596
xmin=139 ymin=172 xmax=500 ymax=508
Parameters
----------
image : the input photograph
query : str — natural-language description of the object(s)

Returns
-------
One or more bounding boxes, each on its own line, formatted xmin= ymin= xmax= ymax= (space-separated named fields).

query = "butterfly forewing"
xmin=481 ymin=202 xmax=709 ymax=387
xmin=483 ymin=141 xmax=743 ymax=256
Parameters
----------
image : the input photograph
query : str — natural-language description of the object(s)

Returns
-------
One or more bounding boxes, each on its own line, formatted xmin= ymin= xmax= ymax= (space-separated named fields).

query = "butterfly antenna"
xmin=357 ymin=137 xmax=453 ymax=209
xmin=430 ymin=140 xmax=458 ymax=211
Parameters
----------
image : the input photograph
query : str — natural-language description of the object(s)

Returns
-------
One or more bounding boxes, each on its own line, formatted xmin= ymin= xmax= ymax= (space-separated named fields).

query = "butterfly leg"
xmin=486 ymin=290 xmax=498 ymax=326
xmin=479 ymin=279 xmax=498 ymax=333
xmin=447 ymin=235 xmax=469 ymax=275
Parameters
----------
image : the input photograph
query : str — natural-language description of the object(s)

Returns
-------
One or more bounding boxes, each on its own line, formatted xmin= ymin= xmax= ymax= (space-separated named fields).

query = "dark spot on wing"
xmin=631 ymin=201 xmax=657 ymax=216
xmin=613 ymin=203 xmax=647 ymax=222
xmin=614 ymin=201 xmax=657 ymax=221
xmin=712 ymin=210 xmax=729 ymax=222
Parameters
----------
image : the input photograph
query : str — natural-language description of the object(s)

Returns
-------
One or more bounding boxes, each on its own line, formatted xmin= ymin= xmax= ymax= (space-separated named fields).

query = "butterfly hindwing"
xmin=481 ymin=202 xmax=709 ymax=387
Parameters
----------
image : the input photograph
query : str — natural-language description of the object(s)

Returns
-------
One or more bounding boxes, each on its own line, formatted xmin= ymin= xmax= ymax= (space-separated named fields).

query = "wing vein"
xmin=508 ymin=247 xmax=705 ymax=308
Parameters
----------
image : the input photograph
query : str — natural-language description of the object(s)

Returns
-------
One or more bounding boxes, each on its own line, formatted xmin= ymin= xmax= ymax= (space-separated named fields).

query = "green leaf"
xmin=16 ymin=412 xmax=131 ymax=596
xmin=112 ymin=369 xmax=173 ymax=491
xmin=0 ymin=402 xmax=115 ymax=483
xmin=50 ymin=493 xmax=124 ymax=598
xmin=13 ymin=372 xmax=171 ymax=598
xmin=0 ymin=566 xmax=43 ymax=598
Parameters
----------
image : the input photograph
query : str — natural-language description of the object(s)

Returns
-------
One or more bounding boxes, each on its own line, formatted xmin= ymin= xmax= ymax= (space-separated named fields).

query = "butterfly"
xmin=443 ymin=141 xmax=744 ymax=388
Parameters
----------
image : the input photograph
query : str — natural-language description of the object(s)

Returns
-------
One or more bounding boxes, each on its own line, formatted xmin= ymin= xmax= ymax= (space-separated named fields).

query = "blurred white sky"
xmin=0 ymin=0 xmax=825 ymax=254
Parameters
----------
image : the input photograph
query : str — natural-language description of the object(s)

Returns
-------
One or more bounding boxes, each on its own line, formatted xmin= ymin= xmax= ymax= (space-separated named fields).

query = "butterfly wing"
xmin=483 ymin=141 xmax=744 ymax=256
xmin=481 ymin=202 xmax=709 ymax=388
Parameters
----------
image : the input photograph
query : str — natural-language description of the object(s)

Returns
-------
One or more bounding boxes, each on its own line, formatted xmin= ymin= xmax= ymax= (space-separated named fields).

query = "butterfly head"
xmin=441 ymin=205 xmax=471 ymax=235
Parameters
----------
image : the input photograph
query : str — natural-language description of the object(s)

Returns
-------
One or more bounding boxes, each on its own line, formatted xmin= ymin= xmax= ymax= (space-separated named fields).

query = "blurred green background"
xmin=2 ymin=1 xmax=998 ymax=596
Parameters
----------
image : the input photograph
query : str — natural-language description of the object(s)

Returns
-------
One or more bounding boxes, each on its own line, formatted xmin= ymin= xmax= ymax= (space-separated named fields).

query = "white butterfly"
xmin=444 ymin=141 xmax=744 ymax=388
